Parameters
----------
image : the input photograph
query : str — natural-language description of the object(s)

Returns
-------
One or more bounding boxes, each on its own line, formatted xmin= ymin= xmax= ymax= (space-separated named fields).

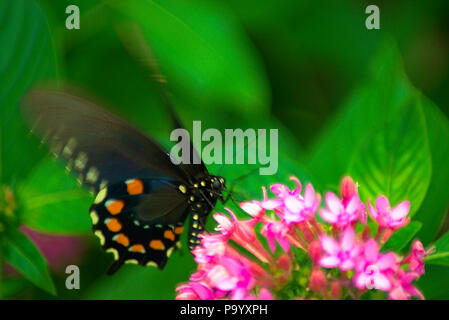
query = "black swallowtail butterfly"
xmin=22 ymin=89 xmax=227 ymax=274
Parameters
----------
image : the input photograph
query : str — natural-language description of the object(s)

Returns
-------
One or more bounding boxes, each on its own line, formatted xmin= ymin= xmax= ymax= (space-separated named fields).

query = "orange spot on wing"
xmin=149 ymin=239 xmax=165 ymax=250
xmin=127 ymin=179 xmax=144 ymax=195
xmin=174 ymin=226 xmax=184 ymax=235
xmin=106 ymin=218 xmax=122 ymax=232
xmin=164 ymin=230 xmax=175 ymax=241
xmin=115 ymin=233 xmax=130 ymax=247
xmin=130 ymin=244 xmax=145 ymax=253
xmin=106 ymin=200 xmax=125 ymax=215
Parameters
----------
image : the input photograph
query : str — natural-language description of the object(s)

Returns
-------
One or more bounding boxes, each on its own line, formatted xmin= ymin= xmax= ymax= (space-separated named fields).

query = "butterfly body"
xmin=22 ymin=89 xmax=226 ymax=274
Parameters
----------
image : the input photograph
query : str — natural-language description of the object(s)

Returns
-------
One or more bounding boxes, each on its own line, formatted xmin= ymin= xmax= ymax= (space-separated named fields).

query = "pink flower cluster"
xmin=176 ymin=176 xmax=428 ymax=300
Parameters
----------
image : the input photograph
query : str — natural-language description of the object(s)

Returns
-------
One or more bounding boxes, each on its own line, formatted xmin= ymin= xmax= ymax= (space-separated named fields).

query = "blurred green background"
xmin=0 ymin=0 xmax=448 ymax=299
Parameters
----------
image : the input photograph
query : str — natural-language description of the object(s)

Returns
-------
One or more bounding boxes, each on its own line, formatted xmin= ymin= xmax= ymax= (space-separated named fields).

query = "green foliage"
xmin=0 ymin=0 xmax=56 ymax=183
xmin=17 ymin=159 xmax=92 ymax=234
xmin=3 ymin=228 xmax=55 ymax=295
xmin=111 ymin=0 xmax=270 ymax=115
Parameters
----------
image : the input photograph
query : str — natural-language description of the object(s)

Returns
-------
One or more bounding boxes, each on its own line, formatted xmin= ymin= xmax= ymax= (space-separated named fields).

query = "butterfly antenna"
xmin=115 ymin=23 xmax=182 ymax=126
xmin=216 ymin=130 xmax=262 ymax=176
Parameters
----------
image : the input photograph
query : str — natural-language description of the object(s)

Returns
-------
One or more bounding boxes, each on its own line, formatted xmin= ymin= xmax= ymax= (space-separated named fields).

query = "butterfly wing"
xmin=22 ymin=89 xmax=193 ymax=273
xmin=90 ymin=177 xmax=188 ymax=274
xmin=22 ymin=89 xmax=190 ymax=193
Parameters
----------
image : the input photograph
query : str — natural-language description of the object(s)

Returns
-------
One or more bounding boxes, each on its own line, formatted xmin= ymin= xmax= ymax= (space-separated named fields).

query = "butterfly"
xmin=22 ymin=88 xmax=227 ymax=274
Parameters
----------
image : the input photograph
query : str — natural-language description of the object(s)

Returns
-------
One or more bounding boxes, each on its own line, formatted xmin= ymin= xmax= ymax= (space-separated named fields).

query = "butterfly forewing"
xmin=22 ymin=89 xmax=189 ymax=193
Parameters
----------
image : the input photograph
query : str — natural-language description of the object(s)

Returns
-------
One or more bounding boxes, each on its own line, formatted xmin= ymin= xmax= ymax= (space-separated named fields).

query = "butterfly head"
xmin=211 ymin=176 xmax=226 ymax=192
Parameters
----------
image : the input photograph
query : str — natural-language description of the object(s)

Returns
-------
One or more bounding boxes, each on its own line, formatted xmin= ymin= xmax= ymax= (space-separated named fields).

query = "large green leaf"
xmin=17 ymin=159 xmax=92 ymax=234
xmin=3 ymin=228 xmax=56 ymax=295
xmin=306 ymin=42 xmax=417 ymax=191
xmin=413 ymin=102 xmax=449 ymax=244
xmin=417 ymin=265 xmax=449 ymax=300
xmin=348 ymin=92 xmax=431 ymax=216
xmin=0 ymin=0 xmax=57 ymax=183
xmin=109 ymin=0 xmax=269 ymax=114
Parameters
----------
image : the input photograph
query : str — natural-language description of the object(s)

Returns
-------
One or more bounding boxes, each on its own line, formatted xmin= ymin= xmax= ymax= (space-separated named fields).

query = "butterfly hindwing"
xmin=89 ymin=178 xmax=189 ymax=274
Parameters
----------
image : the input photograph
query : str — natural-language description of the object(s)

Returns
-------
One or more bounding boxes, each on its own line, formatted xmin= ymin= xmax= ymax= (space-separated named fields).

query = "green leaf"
xmin=17 ymin=159 xmax=92 ymax=234
xmin=417 ymin=265 xmax=449 ymax=299
xmin=424 ymin=231 xmax=449 ymax=267
xmin=306 ymin=41 xmax=417 ymax=189
xmin=3 ymin=228 xmax=56 ymax=295
xmin=0 ymin=278 xmax=29 ymax=298
xmin=381 ymin=221 xmax=422 ymax=252
xmin=0 ymin=0 xmax=57 ymax=183
xmin=412 ymin=102 xmax=449 ymax=244
xmin=348 ymin=93 xmax=431 ymax=216
xmin=110 ymin=0 xmax=269 ymax=114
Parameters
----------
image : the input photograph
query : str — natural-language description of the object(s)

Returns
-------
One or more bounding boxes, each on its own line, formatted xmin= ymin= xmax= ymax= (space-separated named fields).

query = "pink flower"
xmin=259 ymin=288 xmax=274 ymax=300
xmin=176 ymin=176 xmax=426 ymax=300
xmin=319 ymin=226 xmax=361 ymax=271
xmin=389 ymin=270 xmax=424 ymax=300
xmin=176 ymin=282 xmax=214 ymax=300
xmin=261 ymin=220 xmax=291 ymax=252
xmin=354 ymin=239 xmax=397 ymax=291
xmin=205 ymin=257 xmax=255 ymax=300
xmin=265 ymin=177 xmax=321 ymax=225
xmin=368 ymin=196 xmax=410 ymax=230
xmin=193 ymin=234 xmax=227 ymax=264
xmin=214 ymin=209 xmax=272 ymax=263
xmin=320 ymin=192 xmax=366 ymax=228
xmin=403 ymin=240 xmax=427 ymax=275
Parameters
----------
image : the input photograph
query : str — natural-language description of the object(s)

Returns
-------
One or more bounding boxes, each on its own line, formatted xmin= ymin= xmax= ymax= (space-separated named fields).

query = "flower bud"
xmin=308 ymin=240 xmax=322 ymax=264
xmin=341 ymin=176 xmax=356 ymax=201
xmin=277 ymin=254 xmax=291 ymax=274
xmin=330 ymin=281 xmax=342 ymax=299
xmin=309 ymin=268 xmax=327 ymax=294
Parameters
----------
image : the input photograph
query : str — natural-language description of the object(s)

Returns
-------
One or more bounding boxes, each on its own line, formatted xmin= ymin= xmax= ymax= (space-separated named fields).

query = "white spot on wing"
xmin=94 ymin=188 xmax=107 ymax=204
xmin=86 ymin=167 xmax=99 ymax=184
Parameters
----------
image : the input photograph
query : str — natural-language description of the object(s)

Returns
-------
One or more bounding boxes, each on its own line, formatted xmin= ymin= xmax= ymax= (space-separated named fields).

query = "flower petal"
xmin=304 ymin=184 xmax=316 ymax=208
xmin=289 ymin=176 xmax=302 ymax=195
xmin=340 ymin=259 xmax=354 ymax=271
xmin=320 ymin=256 xmax=340 ymax=268
xmin=364 ymin=239 xmax=379 ymax=263
xmin=321 ymin=235 xmax=340 ymax=255
xmin=354 ymin=272 xmax=369 ymax=289
xmin=376 ymin=195 xmax=390 ymax=213
xmin=377 ymin=252 xmax=397 ymax=271
xmin=391 ymin=200 xmax=410 ymax=220
xmin=284 ymin=196 xmax=303 ymax=214
xmin=368 ymin=201 xmax=378 ymax=219
xmin=325 ymin=192 xmax=344 ymax=214
xmin=320 ymin=209 xmax=338 ymax=224
xmin=345 ymin=195 xmax=360 ymax=215
xmin=340 ymin=226 xmax=355 ymax=251
xmin=261 ymin=199 xmax=283 ymax=210
xmin=373 ymin=273 xmax=391 ymax=291
xmin=270 ymin=184 xmax=290 ymax=198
